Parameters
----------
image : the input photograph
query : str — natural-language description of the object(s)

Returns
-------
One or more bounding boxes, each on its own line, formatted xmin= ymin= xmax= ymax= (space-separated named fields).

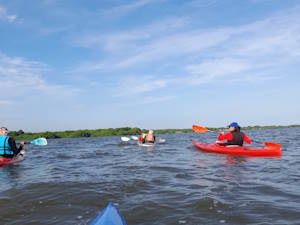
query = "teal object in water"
xmin=30 ymin=138 xmax=47 ymax=146
xmin=90 ymin=202 xmax=127 ymax=225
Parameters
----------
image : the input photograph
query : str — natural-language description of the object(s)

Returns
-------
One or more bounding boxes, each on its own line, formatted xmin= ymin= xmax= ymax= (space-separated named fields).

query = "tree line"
xmin=8 ymin=125 xmax=300 ymax=140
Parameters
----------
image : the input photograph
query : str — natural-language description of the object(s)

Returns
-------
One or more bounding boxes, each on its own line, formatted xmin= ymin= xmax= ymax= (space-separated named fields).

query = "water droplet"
xmin=77 ymin=216 xmax=83 ymax=220
xmin=179 ymin=220 xmax=186 ymax=224
xmin=219 ymin=220 xmax=226 ymax=223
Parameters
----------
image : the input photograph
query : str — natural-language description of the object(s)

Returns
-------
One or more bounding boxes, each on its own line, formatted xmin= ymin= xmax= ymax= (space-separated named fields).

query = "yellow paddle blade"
xmin=192 ymin=125 xmax=209 ymax=133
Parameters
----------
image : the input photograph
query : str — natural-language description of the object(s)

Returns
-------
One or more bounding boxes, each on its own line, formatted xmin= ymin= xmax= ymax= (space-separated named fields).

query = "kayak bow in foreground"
xmin=192 ymin=140 xmax=282 ymax=157
xmin=90 ymin=202 xmax=127 ymax=225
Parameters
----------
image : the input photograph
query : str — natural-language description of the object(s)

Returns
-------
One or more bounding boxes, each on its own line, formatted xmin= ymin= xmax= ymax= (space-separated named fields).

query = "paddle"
xmin=121 ymin=136 xmax=139 ymax=142
xmin=251 ymin=140 xmax=282 ymax=149
xmin=131 ymin=136 xmax=138 ymax=140
xmin=25 ymin=137 xmax=48 ymax=146
xmin=121 ymin=137 xmax=131 ymax=142
xmin=192 ymin=125 xmax=209 ymax=133
xmin=158 ymin=138 xmax=166 ymax=143
xmin=192 ymin=125 xmax=281 ymax=149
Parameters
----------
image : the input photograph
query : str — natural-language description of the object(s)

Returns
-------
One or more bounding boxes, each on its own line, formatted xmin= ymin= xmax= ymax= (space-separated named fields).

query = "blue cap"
xmin=228 ymin=122 xmax=239 ymax=128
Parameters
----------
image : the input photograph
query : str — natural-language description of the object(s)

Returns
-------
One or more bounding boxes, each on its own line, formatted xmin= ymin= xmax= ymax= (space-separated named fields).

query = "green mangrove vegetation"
xmin=8 ymin=125 xmax=300 ymax=140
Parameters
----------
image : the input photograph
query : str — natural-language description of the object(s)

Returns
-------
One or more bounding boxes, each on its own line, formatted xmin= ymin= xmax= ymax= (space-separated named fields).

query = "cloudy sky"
xmin=1 ymin=0 xmax=300 ymax=131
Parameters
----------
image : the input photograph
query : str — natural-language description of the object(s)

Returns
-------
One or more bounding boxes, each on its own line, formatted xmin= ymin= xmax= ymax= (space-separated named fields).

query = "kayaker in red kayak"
xmin=217 ymin=122 xmax=251 ymax=146
xmin=0 ymin=127 xmax=24 ymax=158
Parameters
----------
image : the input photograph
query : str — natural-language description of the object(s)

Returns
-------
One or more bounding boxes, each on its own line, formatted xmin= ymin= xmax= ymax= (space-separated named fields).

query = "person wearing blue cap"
xmin=217 ymin=122 xmax=251 ymax=146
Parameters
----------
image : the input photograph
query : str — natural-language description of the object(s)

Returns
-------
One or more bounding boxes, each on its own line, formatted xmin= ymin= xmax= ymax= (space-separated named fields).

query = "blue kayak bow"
xmin=90 ymin=202 xmax=127 ymax=225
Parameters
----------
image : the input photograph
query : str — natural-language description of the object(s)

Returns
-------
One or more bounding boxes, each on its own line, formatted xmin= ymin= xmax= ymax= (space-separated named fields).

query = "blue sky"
xmin=1 ymin=0 xmax=300 ymax=131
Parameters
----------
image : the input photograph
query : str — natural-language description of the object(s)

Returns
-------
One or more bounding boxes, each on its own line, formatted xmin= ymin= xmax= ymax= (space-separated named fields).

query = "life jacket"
xmin=227 ymin=131 xmax=244 ymax=146
xmin=138 ymin=136 xmax=142 ymax=142
xmin=0 ymin=135 xmax=14 ymax=156
xmin=142 ymin=133 xmax=147 ymax=139
xmin=145 ymin=134 xmax=154 ymax=143
xmin=138 ymin=133 xmax=147 ymax=143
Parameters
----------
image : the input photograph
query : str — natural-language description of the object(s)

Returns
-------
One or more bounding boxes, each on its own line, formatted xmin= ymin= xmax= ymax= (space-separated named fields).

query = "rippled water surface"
xmin=0 ymin=128 xmax=300 ymax=225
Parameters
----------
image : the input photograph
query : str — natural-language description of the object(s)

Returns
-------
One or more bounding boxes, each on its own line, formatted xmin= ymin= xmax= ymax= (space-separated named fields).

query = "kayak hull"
xmin=90 ymin=202 xmax=127 ymax=225
xmin=192 ymin=140 xmax=281 ymax=157
xmin=0 ymin=150 xmax=25 ymax=166
xmin=138 ymin=142 xmax=154 ymax=147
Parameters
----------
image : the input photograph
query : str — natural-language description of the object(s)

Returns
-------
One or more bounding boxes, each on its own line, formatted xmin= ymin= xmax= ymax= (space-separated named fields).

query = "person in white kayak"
xmin=145 ymin=130 xmax=155 ymax=144
xmin=0 ymin=127 xmax=24 ymax=158
xmin=138 ymin=130 xmax=156 ymax=143
xmin=138 ymin=129 xmax=147 ymax=143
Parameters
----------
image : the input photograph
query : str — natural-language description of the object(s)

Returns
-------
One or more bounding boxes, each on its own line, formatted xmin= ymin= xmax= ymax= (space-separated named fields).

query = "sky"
xmin=0 ymin=0 xmax=300 ymax=132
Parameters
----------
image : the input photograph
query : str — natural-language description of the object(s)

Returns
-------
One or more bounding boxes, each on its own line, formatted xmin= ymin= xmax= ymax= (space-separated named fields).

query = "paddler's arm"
xmin=8 ymin=138 xmax=24 ymax=155
xmin=218 ymin=132 xmax=232 ymax=141
xmin=243 ymin=134 xmax=251 ymax=145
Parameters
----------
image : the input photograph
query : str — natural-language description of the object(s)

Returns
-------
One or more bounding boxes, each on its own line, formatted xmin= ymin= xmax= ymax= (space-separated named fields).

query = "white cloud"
xmin=72 ymin=17 xmax=189 ymax=73
xmin=0 ymin=53 xmax=80 ymax=98
xmin=114 ymin=76 xmax=170 ymax=97
xmin=0 ymin=5 xmax=19 ymax=23
xmin=116 ymin=8 xmax=300 ymax=69
xmin=185 ymin=58 xmax=250 ymax=85
xmin=102 ymin=0 xmax=165 ymax=17
xmin=74 ymin=17 xmax=189 ymax=51
xmin=229 ymin=11 xmax=300 ymax=58
xmin=71 ymin=5 xmax=300 ymax=96
xmin=115 ymin=28 xmax=233 ymax=68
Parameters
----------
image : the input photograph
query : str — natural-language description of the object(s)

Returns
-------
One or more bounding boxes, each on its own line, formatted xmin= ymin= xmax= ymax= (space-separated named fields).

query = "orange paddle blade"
xmin=192 ymin=125 xmax=209 ymax=133
xmin=263 ymin=142 xmax=282 ymax=150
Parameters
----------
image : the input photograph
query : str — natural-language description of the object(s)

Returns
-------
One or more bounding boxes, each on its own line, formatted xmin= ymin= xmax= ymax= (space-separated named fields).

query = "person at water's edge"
xmin=0 ymin=127 xmax=24 ymax=158
xmin=217 ymin=122 xmax=251 ymax=146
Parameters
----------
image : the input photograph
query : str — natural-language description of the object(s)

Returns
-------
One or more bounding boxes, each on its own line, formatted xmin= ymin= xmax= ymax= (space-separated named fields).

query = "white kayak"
xmin=138 ymin=142 xmax=155 ymax=147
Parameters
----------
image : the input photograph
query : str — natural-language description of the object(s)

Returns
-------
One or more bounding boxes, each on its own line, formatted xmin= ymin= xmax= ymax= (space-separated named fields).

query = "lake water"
xmin=0 ymin=128 xmax=299 ymax=225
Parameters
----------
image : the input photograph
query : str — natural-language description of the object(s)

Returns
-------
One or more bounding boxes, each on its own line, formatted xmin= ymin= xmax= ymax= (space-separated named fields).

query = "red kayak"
xmin=192 ymin=140 xmax=281 ymax=157
xmin=0 ymin=151 xmax=25 ymax=166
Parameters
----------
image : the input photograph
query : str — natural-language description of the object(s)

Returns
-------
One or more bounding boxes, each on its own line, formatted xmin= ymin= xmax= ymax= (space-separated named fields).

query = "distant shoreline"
xmin=9 ymin=125 xmax=300 ymax=140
